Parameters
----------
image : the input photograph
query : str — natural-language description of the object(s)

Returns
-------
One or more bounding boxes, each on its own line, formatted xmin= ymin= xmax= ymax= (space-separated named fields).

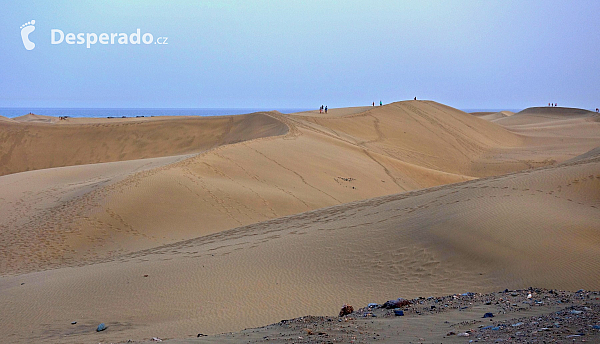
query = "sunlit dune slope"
xmin=291 ymin=101 xmax=523 ymax=177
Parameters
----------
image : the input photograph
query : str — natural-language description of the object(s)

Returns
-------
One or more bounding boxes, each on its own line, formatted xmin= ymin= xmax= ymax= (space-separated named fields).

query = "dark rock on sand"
xmin=339 ymin=304 xmax=354 ymax=317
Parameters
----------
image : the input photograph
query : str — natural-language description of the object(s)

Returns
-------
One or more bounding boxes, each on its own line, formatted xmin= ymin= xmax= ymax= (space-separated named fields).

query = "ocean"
xmin=0 ymin=107 xmax=528 ymax=119
xmin=0 ymin=108 xmax=314 ymax=119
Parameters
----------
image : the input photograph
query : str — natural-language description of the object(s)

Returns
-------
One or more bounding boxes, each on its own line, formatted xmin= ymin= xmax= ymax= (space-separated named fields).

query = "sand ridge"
xmin=0 ymin=112 xmax=288 ymax=176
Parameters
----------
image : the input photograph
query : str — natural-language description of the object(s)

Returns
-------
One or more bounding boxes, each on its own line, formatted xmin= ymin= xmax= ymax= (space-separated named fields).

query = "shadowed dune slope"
xmin=0 ymin=148 xmax=597 ymax=343
xmin=0 ymin=112 xmax=288 ymax=176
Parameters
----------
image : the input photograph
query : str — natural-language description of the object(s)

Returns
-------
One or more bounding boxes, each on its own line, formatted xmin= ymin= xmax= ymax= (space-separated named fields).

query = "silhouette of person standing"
xmin=380 ymin=101 xmax=382 ymax=106
xmin=325 ymin=106 xmax=328 ymax=114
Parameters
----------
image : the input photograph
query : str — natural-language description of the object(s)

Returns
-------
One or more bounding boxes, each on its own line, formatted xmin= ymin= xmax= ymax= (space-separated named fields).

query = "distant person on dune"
xmin=325 ymin=106 xmax=327 ymax=114
xmin=414 ymin=97 xmax=417 ymax=100
xmin=372 ymin=102 xmax=375 ymax=106
xmin=596 ymin=108 xmax=599 ymax=113
xmin=380 ymin=101 xmax=382 ymax=106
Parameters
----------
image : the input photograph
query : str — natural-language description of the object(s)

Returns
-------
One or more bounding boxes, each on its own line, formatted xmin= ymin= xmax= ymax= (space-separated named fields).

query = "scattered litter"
xmin=382 ymin=298 xmax=411 ymax=309
xmin=96 ymin=323 xmax=106 ymax=332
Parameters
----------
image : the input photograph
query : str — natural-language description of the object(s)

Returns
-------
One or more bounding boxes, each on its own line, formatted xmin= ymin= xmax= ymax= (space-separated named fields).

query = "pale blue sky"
xmin=1 ymin=0 xmax=599 ymax=109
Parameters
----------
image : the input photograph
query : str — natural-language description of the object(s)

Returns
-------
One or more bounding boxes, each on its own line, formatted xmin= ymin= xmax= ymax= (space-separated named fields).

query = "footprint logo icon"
xmin=20 ymin=20 xmax=36 ymax=50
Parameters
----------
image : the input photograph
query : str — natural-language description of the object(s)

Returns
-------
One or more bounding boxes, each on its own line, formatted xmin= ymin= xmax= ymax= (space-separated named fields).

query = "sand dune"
xmin=481 ymin=106 xmax=600 ymax=170
xmin=12 ymin=113 xmax=58 ymax=123
xmin=494 ymin=106 xmax=597 ymax=126
xmin=471 ymin=110 xmax=515 ymax=121
xmin=1 ymin=101 xmax=599 ymax=343
xmin=0 ymin=146 xmax=597 ymax=343
xmin=2 ymin=102 xmax=597 ymax=274
xmin=0 ymin=112 xmax=287 ymax=176
xmin=1 ymin=101 xmax=531 ymax=274
xmin=292 ymin=101 xmax=523 ymax=177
